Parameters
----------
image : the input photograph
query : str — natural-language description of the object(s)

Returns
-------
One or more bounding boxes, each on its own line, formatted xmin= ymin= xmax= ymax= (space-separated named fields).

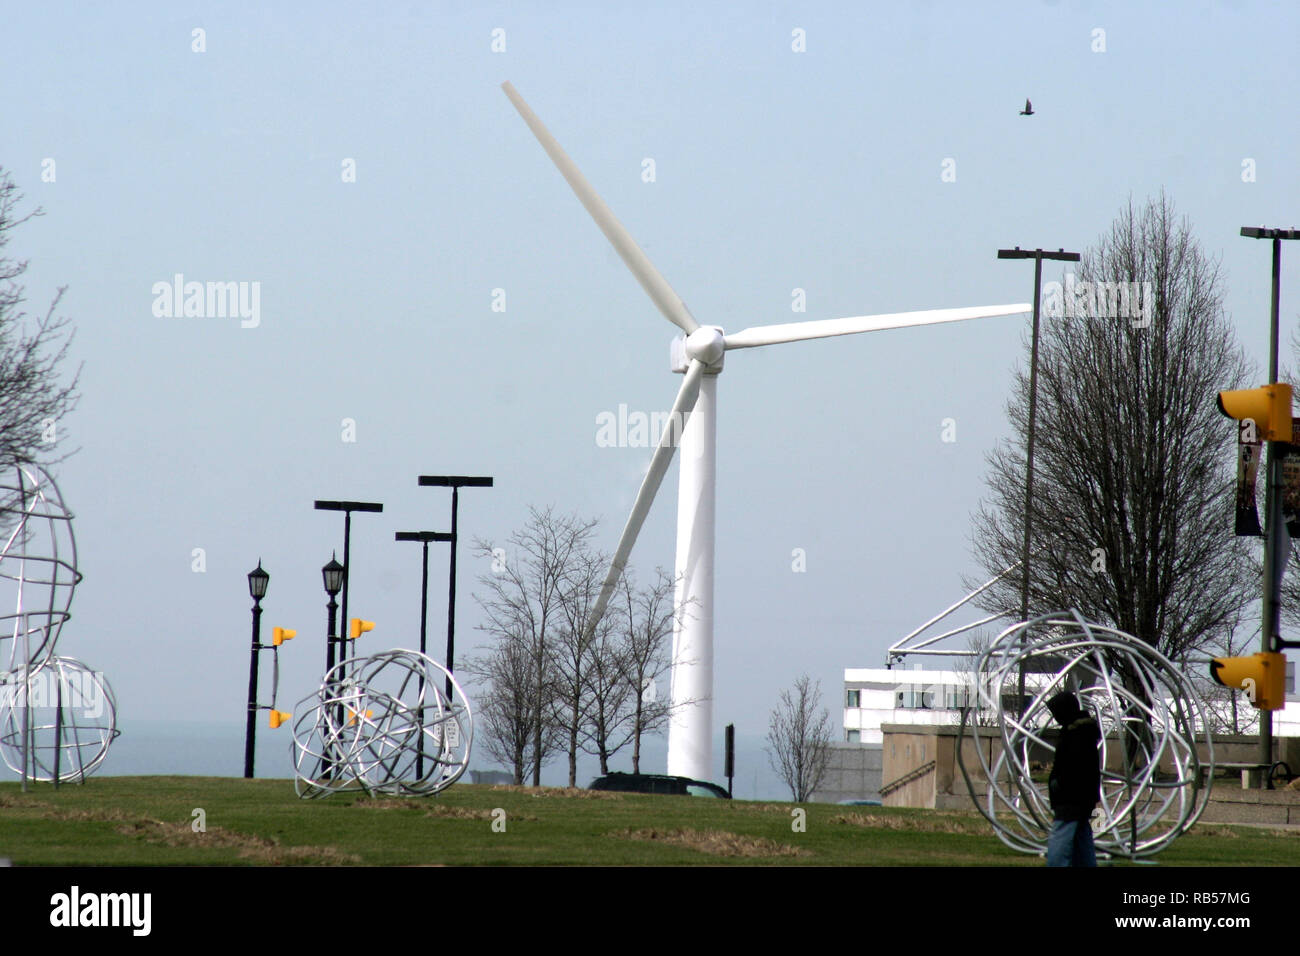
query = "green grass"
xmin=0 ymin=776 xmax=1293 ymax=866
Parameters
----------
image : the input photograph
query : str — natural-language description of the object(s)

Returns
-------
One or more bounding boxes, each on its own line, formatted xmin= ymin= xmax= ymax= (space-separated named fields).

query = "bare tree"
xmin=0 ymin=168 xmax=80 ymax=484
xmin=472 ymin=507 xmax=598 ymax=785
xmin=765 ymin=674 xmax=833 ymax=802
xmin=579 ymin=619 xmax=636 ymax=776
xmin=462 ymin=632 xmax=554 ymax=784
xmin=970 ymin=193 xmax=1254 ymax=662
xmin=612 ymin=569 xmax=678 ymax=774
xmin=549 ymin=546 xmax=609 ymax=787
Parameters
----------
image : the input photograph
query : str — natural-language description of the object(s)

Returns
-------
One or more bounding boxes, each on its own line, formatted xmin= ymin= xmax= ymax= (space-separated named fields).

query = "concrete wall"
xmin=880 ymin=724 xmax=1009 ymax=810
xmin=809 ymin=742 xmax=882 ymax=803
xmin=879 ymin=724 xmax=1300 ymax=811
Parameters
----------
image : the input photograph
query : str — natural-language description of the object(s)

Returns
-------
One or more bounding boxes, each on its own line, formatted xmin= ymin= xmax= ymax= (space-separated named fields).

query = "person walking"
xmin=1045 ymin=690 xmax=1101 ymax=867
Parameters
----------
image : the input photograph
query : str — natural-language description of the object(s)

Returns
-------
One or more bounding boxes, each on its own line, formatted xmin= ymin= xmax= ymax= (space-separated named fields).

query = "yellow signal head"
xmin=1210 ymin=652 xmax=1286 ymax=710
xmin=1216 ymin=384 xmax=1293 ymax=442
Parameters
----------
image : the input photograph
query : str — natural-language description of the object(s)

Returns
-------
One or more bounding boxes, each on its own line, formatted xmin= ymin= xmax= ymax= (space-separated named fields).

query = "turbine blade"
xmin=502 ymin=81 xmax=699 ymax=335
xmin=582 ymin=358 xmax=706 ymax=638
xmin=723 ymin=304 xmax=1031 ymax=350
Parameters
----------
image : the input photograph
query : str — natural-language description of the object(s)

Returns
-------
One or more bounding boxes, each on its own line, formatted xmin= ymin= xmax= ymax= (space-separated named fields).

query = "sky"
xmin=1 ymin=1 xmax=1298 ymax=794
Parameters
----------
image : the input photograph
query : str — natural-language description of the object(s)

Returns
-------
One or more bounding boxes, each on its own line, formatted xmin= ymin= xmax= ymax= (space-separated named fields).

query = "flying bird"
xmin=1020 ymin=98 xmax=1034 ymax=116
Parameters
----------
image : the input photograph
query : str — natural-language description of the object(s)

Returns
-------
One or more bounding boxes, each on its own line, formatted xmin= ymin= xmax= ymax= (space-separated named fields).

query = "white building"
xmin=843 ymin=667 xmax=989 ymax=745
xmin=841 ymin=665 xmax=1300 ymax=745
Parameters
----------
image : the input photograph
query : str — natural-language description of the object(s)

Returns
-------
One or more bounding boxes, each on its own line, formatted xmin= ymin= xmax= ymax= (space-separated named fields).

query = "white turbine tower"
xmin=503 ymin=82 xmax=1029 ymax=782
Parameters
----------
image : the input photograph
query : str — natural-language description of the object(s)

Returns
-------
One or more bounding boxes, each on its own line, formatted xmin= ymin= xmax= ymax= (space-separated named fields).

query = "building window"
xmin=846 ymin=689 xmax=860 ymax=708
xmin=943 ymin=687 xmax=972 ymax=710
xmin=846 ymin=729 xmax=860 ymax=743
xmin=898 ymin=688 xmax=933 ymax=709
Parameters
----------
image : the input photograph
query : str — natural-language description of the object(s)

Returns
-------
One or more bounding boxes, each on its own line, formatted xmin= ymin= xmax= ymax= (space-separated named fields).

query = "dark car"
xmin=588 ymin=772 xmax=730 ymax=798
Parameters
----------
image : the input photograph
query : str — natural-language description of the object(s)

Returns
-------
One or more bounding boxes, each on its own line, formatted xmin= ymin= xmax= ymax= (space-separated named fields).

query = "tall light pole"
xmin=314 ymin=500 xmax=383 ymax=680
xmin=396 ymin=530 xmax=454 ymax=778
xmin=1241 ymin=225 xmax=1300 ymax=784
xmin=320 ymin=553 xmax=344 ymax=779
xmin=998 ymin=247 xmax=1081 ymax=711
xmin=418 ymin=476 xmax=494 ymax=700
xmin=244 ymin=561 xmax=269 ymax=779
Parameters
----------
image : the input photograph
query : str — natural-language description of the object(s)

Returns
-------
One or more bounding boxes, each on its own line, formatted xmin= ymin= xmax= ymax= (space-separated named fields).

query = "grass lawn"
xmin=0 ymin=776 xmax=1295 ymax=866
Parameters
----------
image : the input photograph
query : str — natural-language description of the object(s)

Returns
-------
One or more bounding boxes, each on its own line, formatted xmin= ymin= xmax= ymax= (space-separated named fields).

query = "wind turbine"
xmin=502 ymin=81 xmax=1030 ymax=782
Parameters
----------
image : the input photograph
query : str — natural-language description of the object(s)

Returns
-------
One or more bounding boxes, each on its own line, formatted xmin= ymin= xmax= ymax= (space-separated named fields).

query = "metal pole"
xmin=18 ymin=468 xmax=30 ymax=793
xmin=244 ymin=595 xmax=262 ymax=778
xmin=53 ymin=673 xmax=62 ymax=789
xmin=341 ymin=510 xmax=352 ymax=678
xmin=446 ymin=486 xmax=459 ymax=702
xmin=20 ymin=611 xmax=29 ymax=793
xmin=1260 ymin=236 xmax=1283 ymax=784
xmin=1018 ymin=254 xmax=1044 ymax=713
xmin=997 ymin=247 xmax=1079 ymax=712
xmin=324 ymin=593 xmax=338 ymax=779
xmin=419 ymin=539 xmax=430 ymax=778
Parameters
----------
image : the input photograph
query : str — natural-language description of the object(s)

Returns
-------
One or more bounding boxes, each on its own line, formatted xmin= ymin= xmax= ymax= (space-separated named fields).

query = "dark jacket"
xmin=1046 ymin=691 xmax=1101 ymax=822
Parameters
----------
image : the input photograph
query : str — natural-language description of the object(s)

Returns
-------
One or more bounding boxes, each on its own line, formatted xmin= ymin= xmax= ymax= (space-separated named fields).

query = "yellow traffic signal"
xmin=272 ymin=627 xmax=296 ymax=646
xmin=269 ymin=710 xmax=291 ymax=729
xmin=347 ymin=707 xmax=374 ymax=726
xmin=1210 ymin=651 xmax=1287 ymax=710
xmin=1217 ymin=383 xmax=1293 ymax=442
xmin=350 ymin=618 xmax=375 ymax=639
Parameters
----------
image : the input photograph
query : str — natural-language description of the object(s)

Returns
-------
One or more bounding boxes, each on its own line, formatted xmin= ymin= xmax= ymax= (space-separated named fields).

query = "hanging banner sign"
xmin=1236 ymin=425 xmax=1263 ymax=537
xmin=1283 ymin=420 xmax=1300 ymax=538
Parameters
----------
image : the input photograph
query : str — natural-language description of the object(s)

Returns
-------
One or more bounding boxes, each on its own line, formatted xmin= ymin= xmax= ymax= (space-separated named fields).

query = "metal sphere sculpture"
xmin=291 ymin=649 xmax=472 ymax=798
xmin=0 ymin=464 xmax=118 ymax=784
xmin=0 ymin=464 xmax=79 ymax=671
xmin=959 ymin=610 xmax=1212 ymax=859
xmin=0 ymin=656 xmax=118 ymax=782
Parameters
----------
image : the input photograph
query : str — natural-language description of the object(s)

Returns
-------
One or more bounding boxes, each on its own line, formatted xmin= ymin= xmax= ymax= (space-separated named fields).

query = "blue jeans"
xmin=1046 ymin=817 xmax=1096 ymax=867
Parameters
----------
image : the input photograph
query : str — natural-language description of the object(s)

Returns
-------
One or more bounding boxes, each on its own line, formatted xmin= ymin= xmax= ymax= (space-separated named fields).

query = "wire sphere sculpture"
xmin=291 ymin=649 xmax=473 ymax=798
xmin=0 ymin=656 xmax=119 ymax=783
xmin=959 ymin=610 xmax=1213 ymax=859
xmin=0 ymin=464 xmax=118 ymax=784
xmin=0 ymin=464 xmax=80 ymax=671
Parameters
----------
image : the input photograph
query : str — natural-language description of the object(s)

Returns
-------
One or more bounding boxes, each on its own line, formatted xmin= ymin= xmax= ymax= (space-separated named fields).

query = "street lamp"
xmin=322 ymin=553 xmax=344 ymax=673
xmin=396 ymin=531 xmax=454 ymax=777
xmin=1239 ymin=225 xmax=1300 ymax=784
xmin=313 ymin=499 xmax=383 ymax=680
xmin=320 ymin=553 xmax=344 ymax=780
xmin=418 ymin=476 xmax=494 ymax=700
xmin=244 ymin=561 xmax=270 ymax=779
xmin=997 ymin=246 xmax=1080 ymax=713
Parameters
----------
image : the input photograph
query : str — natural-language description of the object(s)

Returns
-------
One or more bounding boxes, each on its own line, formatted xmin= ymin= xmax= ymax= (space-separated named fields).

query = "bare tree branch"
xmin=765 ymin=674 xmax=832 ymax=802
xmin=0 ymin=168 xmax=81 ymax=513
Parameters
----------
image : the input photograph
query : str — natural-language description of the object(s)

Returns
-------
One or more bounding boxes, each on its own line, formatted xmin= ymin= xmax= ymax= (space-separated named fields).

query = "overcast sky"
xmin=2 ymin=1 xmax=1297 ymax=788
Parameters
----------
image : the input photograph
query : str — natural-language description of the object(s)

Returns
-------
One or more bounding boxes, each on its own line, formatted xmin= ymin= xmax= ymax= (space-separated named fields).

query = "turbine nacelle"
xmin=671 ymin=326 xmax=726 ymax=374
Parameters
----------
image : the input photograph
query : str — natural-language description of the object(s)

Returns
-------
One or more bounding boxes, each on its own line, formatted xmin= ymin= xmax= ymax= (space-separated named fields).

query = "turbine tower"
xmin=503 ymin=81 xmax=1029 ymax=782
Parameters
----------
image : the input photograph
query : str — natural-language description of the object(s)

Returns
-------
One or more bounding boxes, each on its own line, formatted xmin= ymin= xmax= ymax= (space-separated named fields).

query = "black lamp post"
xmin=322 ymin=553 xmax=344 ymax=674
xmin=244 ymin=561 xmax=270 ymax=779
xmin=418 ymin=476 xmax=494 ymax=700
xmin=396 ymin=531 xmax=454 ymax=777
xmin=320 ymin=553 xmax=344 ymax=779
